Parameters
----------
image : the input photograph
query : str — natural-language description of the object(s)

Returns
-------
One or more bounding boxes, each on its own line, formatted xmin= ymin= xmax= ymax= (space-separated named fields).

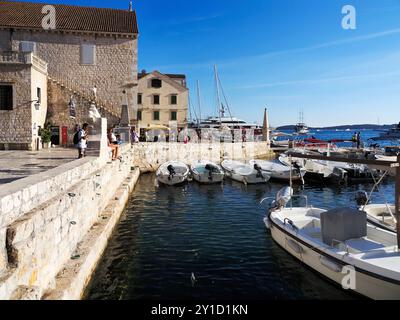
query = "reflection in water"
xmin=85 ymin=173 xmax=394 ymax=300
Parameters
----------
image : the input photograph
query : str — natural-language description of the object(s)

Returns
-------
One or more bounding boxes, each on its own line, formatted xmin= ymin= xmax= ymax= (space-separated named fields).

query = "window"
xmin=80 ymin=44 xmax=96 ymax=65
xmin=151 ymin=79 xmax=162 ymax=88
xmin=37 ymin=87 xmax=41 ymax=104
xmin=171 ymin=111 xmax=177 ymax=121
xmin=137 ymin=110 xmax=142 ymax=121
xmin=20 ymin=41 xmax=36 ymax=53
xmin=153 ymin=95 xmax=160 ymax=105
xmin=153 ymin=110 xmax=160 ymax=121
xmin=137 ymin=93 xmax=142 ymax=105
xmin=0 ymin=85 xmax=13 ymax=110
xmin=170 ymin=95 xmax=177 ymax=105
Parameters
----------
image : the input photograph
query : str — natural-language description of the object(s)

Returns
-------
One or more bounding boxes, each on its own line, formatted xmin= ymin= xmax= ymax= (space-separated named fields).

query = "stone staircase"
xmin=47 ymin=76 xmax=121 ymax=119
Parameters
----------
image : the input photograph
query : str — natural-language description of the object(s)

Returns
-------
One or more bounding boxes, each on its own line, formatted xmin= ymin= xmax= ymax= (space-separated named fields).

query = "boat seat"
xmin=303 ymin=227 xmax=322 ymax=239
xmin=345 ymin=238 xmax=386 ymax=253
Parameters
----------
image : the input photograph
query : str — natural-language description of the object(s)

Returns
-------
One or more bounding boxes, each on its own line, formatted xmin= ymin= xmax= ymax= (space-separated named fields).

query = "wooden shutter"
xmin=80 ymin=44 xmax=96 ymax=65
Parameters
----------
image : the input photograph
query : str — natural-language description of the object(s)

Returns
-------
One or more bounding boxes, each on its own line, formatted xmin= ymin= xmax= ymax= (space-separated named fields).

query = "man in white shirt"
xmin=77 ymin=123 xmax=89 ymax=158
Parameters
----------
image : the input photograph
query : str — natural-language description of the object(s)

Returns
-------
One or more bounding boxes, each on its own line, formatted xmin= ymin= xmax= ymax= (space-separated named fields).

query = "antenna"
xmin=129 ymin=0 xmax=133 ymax=11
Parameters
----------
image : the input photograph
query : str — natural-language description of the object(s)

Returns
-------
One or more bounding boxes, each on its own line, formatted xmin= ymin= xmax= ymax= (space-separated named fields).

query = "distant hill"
xmin=276 ymin=124 xmax=396 ymax=131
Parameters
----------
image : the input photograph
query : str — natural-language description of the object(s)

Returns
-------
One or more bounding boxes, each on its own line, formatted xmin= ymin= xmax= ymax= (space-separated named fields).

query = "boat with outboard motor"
xmin=191 ymin=160 xmax=224 ymax=184
xmin=262 ymin=186 xmax=400 ymax=300
xmin=221 ymin=160 xmax=271 ymax=184
xmin=156 ymin=161 xmax=190 ymax=186
xmin=249 ymin=159 xmax=306 ymax=182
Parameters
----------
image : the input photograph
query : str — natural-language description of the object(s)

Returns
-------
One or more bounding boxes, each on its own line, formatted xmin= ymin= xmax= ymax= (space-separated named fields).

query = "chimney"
xmin=129 ymin=0 xmax=133 ymax=12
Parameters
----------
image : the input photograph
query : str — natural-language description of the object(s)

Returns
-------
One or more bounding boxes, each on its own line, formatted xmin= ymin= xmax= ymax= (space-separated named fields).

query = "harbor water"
xmin=85 ymin=172 xmax=395 ymax=300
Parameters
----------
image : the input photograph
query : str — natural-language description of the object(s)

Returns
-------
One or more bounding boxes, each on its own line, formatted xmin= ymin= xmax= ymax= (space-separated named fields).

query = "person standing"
xmin=75 ymin=123 xmax=89 ymax=158
xmin=356 ymin=131 xmax=361 ymax=149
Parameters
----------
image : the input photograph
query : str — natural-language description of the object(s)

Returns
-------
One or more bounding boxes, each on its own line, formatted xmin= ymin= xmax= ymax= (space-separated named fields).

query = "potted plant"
xmin=39 ymin=124 xmax=52 ymax=149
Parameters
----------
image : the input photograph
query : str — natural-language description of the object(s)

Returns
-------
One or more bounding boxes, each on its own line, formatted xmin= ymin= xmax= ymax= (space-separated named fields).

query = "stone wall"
xmin=0 ymin=136 xmax=138 ymax=299
xmin=8 ymin=30 xmax=138 ymax=120
xmin=0 ymin=64 xmax=32 ymax=150
xmin=133 ymin=141 xmax=273 ymax=172
xmin=47 ymin=80 xmax=120 ymax=146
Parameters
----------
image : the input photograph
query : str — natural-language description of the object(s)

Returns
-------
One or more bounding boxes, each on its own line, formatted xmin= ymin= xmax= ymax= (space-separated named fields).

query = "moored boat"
xmin=263 ymin=188 xmax=400 ymax=300
xmin=191 ymin=160 xmax=224 ymax=184
xmin=249 ymin=159 xmax=306 ymax=182
xmin=221 ymin=160 xmax=271 ymax=184
xmin=156 ymin=161 xmax=190 ymax=186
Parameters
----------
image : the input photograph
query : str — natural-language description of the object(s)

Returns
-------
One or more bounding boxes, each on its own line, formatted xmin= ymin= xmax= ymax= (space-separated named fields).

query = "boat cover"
xmin=321 ymin=207 xmax=367 ymax=246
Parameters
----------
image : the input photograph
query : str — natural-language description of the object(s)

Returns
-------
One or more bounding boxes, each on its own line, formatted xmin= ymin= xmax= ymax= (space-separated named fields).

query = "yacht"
xmin=198 ymin=116 xmax=261 ymax=130
xmin=294 ymin=111 xmax=309 ymax=135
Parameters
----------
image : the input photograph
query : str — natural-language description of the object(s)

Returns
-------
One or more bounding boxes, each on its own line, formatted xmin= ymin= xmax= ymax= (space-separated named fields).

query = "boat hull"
xmin=157 ymin=174 xmax=188 ymax=186
xmin=225 ymin=171 xmax=270 ymax=184
xmin=192 ymin=172 xmax=224 ymax=184
xmin=265 ymin=216 xmax=400 ymax=300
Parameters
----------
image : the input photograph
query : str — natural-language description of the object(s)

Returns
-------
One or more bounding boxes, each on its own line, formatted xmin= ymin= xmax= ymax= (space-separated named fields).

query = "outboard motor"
xmin=355 ymin=190 xmax=368 ymax=207
xmin=271 ymin=186 xmax=293 ymax=210
xmin=205 ymin=163 xmax=218 ymax=180
xmin=254 ymin=163 xmax=263 ymax=178
xmin=167 ymin=165 xmax=176 ymax=181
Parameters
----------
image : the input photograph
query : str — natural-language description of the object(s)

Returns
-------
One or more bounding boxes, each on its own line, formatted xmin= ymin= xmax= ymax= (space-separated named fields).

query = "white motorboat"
xmin=278 ymin=152 xmax=335 ymax=179
xmin=249 ymin=159 xmax=306 ymax=182
xmin=191 ymin=160 xmax=224 ymax=184
xmin=279 ymin=151 xmax=375 ymax=184
xmin=363 ymin=204 xmax=397 ymax=233
xmin=221 ymin=160 xmax=271 ymax=184
xmin=263 ymin=188 xmax=400 ymax=300
xmin=156 ymin=161 xmax=190 ymax=186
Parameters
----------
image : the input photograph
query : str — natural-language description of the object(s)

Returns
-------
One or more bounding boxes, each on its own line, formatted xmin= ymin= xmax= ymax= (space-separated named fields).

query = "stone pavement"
xmin=0 ymin=148 xmax=78 ymax=184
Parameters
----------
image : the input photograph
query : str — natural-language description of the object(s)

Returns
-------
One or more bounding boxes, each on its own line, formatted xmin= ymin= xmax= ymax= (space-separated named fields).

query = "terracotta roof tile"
xmin=0 ymin=1 xmax=138 ymax=34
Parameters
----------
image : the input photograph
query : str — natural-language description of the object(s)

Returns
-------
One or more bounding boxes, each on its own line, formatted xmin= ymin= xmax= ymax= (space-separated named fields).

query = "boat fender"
xmin=286 ymin=238 xmax=303 ymax=254
xmin=263 ymin=217 xmax=271 ymax=229
xmin=319 ymin=256 xmax=342 ymax=273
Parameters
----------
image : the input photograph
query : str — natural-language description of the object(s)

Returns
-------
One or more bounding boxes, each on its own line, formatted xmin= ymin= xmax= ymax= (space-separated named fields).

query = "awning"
xmin=145 ymin=125 xmax=171 ymax=131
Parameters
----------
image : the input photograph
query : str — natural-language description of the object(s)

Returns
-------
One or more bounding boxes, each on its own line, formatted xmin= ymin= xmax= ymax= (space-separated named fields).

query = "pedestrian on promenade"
xmin=92 ymin=85 xmax=97 ymax=101
xmin=74 ymin=123 xmax=89 ymax=158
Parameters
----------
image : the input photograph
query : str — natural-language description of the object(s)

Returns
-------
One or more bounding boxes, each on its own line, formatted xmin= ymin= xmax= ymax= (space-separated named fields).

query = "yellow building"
xmin=136 ymin=70 xmax=188 ymax=132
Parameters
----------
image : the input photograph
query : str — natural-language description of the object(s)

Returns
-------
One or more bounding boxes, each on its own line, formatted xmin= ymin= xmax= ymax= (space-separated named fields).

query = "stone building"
xmin=0 ymin=1 xmax=138 ymax=150
xmin=136 ymin=70 xmax=189 ymax=133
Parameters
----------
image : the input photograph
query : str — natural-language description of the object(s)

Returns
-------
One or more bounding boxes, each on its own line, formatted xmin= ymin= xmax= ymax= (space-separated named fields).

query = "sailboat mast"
xmin=214 ymin=65 xmax=223 ymax=123
xmin=196 ymin=80 xmax=202 ymax=125
xmin=396 ymin=154 xmax=400 ymax=248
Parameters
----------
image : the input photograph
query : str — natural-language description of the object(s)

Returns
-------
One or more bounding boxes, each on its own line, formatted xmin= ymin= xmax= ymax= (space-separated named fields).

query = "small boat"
xmin=156 ymin=161 xmax=190 ymax=186
xmin=221 ymin=160 xmax=271 ymax=184
xmin=249 ymin=159 xmax=306 ymax=182
xmin=191 ymin=160 xmax=224 ymax=184
xmin=363 ymin=203 xmax=397 ymax=233
xmin=263 ymin=187 xmax=400 ymax=300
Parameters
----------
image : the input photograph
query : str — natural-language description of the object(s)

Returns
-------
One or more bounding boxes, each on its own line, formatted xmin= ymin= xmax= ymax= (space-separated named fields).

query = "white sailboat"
xmin=191 ymin=160 xmax=224 ymax=184
xmin=248 ymin=159 xmax=306 ymax=182
xmin=156 ymin=161 xmax=190 ymax=186
xmin=221 ymin=160 xmax=271 ymax=184
xmin=263 ymin=187 xmax=400 ymax=300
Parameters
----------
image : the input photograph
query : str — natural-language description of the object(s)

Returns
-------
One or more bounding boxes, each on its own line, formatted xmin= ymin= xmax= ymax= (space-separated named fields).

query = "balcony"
xmin=0 ymin=51 xmax=48 ymax=73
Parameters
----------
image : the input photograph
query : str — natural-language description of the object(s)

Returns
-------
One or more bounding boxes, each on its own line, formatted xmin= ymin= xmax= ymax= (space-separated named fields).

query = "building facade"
xmin=136 ymin=70 xmax=189 ymax=133
xmin=0 ymin=1 xmax=138 ymax=150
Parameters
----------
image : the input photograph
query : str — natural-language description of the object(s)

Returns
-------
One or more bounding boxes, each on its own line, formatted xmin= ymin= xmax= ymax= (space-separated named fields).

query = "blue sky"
xmin=18 ymin=0 xmax=400 ymax=127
